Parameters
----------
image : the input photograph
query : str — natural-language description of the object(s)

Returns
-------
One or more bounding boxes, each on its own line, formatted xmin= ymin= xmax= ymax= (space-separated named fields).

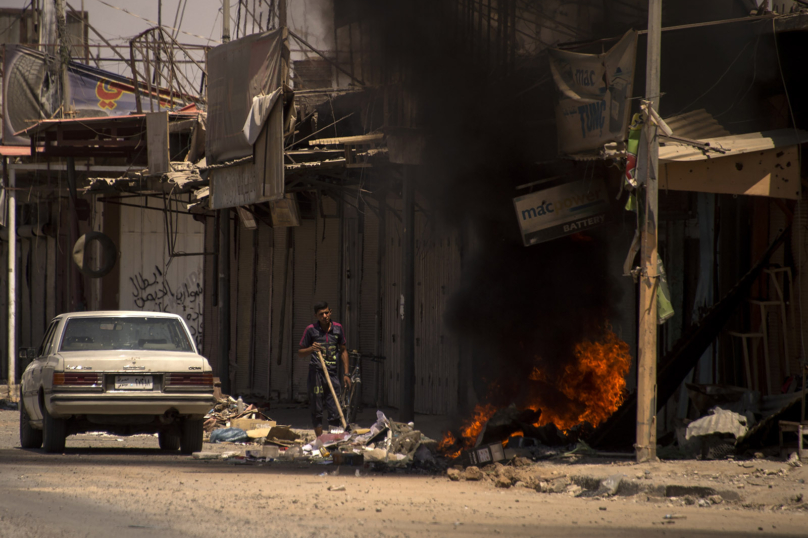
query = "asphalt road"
xmin=0 ymin=407 xmax=806 ymax=537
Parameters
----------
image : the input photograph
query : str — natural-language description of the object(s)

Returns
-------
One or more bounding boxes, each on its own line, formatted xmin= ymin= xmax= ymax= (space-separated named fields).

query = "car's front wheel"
xmin=179 ymin=418 xmax=203 ymax=454
xmin=158 ymin=431 xmax=180 ymax=451
xmin=19 ymin=400 xmax=43 ymax=449
xmin=42 ymin=402 xmax=66 ymax=453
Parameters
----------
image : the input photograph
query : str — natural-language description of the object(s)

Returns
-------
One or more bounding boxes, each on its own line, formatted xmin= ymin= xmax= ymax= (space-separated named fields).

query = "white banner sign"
xmin=513 ymin=179 xmax=609 ymax=246
xmin=548 ymin=30 xmax=637 ymax=155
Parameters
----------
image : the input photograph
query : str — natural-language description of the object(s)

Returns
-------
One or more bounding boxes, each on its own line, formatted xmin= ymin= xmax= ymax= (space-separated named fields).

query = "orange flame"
xmin=531 ymin=326 xmax=631 ymax=431
xmin=439 ymin=325 xmax=630 ymax=454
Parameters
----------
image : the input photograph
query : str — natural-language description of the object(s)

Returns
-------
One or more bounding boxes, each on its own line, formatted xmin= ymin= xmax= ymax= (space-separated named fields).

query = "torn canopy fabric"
xmin=206 ymin=28 xmax=285 ymax=163
xmin=242 ymin=88 xmax=282 ymax=146
xmin=548 ymin=30 xmax=637 ymax=155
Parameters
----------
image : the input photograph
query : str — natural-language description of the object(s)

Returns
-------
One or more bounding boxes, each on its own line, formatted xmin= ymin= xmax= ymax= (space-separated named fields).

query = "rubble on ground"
xmin=200 ymin=408 xmax=441 ymax=471
xmin=203 ymin=396 xmax=272 ymax=432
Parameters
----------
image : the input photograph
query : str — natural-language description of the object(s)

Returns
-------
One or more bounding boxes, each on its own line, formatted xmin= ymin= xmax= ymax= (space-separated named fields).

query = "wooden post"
xmin=316 ymin=351 xmax=347 ymax=430
xmin=636 ymin=0 xmax=662 ymax=463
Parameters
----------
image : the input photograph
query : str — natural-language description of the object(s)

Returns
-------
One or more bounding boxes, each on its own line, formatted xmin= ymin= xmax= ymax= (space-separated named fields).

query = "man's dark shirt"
xmin=299 ymin=322 xmax=346 ymax=374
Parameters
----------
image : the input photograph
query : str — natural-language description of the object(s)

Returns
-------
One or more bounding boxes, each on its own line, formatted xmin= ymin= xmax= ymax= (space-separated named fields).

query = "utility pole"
xmin=222 ymin=0 xmax=230 ymax=43
xmin=636 ymin=0 xmax=662 ymax=463
xmin=55 ymin=0 xmax=71 ymax=117
xmin=279 ymin=0 xmax=287 ymax=28
xmin=7 ymin=161 xmax=16 ymax=394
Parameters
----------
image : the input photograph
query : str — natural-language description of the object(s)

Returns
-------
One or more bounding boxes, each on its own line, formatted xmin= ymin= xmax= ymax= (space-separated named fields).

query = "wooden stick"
xmin=316 ymin=350 xmax=347 ymax=430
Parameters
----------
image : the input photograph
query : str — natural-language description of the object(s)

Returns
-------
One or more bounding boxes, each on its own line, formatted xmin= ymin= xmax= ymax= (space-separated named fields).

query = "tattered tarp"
xmin=206 ymin=28 xmax=284 ymax=163
xmin=2 ymin=45 xmax=184 ymax=146
xmin=548 ymin=30 xmax=637 ymax=155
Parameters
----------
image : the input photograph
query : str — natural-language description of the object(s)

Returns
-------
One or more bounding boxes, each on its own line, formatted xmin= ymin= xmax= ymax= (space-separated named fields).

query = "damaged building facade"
xmin=2 ymin=0 xmax=808 ymax=453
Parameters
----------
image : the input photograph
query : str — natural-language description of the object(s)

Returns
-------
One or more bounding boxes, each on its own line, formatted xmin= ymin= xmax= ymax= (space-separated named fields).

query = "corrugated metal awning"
xmin=659 ymin=129 xmax=808 ymax=200
xmin=660 ymin=129 xmax=808 ymax=162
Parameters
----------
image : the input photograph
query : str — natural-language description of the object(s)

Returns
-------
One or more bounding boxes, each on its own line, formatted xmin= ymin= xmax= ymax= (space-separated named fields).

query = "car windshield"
xmin=59 ymin=317 xmax=194 ymax=352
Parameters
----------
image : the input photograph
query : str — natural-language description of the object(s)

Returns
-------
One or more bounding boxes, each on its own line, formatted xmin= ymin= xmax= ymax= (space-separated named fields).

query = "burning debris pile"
xmin=439 ymin=325 xmax=631 ymax=458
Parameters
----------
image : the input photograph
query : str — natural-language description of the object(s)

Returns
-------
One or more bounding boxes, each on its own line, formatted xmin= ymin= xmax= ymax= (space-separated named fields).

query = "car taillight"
xmin=165 ymin=373 xmax=214 ymax=387
xmin=53 ymin=372 xmax=102 ymax=386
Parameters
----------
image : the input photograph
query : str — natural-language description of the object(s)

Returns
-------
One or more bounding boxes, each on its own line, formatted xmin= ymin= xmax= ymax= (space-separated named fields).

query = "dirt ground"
xmin=1 ymin=406 xmax=807 ymax=538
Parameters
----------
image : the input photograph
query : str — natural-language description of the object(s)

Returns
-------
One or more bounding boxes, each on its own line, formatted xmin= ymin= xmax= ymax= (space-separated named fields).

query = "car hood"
xmin=57 ymin=351 xmax=211 ymax=373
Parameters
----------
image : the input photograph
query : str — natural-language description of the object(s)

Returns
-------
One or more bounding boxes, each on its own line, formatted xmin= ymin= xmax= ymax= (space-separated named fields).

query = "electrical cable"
xmin=92 ymin=0 xmax=220 ymax=43
xmin=672 ymin=39 xmax=753 ymax=117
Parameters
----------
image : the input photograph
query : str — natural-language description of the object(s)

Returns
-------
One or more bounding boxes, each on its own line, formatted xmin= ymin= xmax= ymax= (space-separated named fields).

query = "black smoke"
xmin=367 ymin=1 xmax=626 ymax=419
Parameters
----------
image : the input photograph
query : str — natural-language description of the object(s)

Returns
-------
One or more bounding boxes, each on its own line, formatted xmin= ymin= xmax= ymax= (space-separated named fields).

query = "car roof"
xmin=53 ymin=311 xmax=185 ymax=320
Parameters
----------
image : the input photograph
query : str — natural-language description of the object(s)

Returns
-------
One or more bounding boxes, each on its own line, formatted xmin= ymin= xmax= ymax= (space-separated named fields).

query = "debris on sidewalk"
xmin=681 ymin=408 xmax=750 ymax=459
xmin=202 ymin=407 xmax=441 ymax=471
xmin=203 ymin=395 xmax=272 ymax=432
xmin=209 ymin=428 xmax=249 ymax=443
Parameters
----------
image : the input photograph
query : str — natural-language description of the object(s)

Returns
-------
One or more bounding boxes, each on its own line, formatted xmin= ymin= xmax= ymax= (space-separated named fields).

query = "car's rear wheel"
xmin=158 ymin=431 xmax=180 ymax=451
xmin=42 ymin=402 xmax=66 ymax=453
xmin=179 ymin=419 xmax=203 ymax=454
xmin=19 ymin=400 xmax=43 ymax=449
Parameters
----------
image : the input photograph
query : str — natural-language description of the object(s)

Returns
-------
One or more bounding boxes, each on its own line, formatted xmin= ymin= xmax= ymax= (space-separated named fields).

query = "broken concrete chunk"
xmin=708 ymin=495 xmax=724 ymax=505
xmin=447 ymin=468 xmax=461 ymax=481
xmin=565 ymin=484 xmax=583 ymax=497
xmin=550 ymin=477 xmax=570 ymax=493
xmin=494 ymin=476 xmax=512 ymax=488
xmin=463 ymin=466 xmax=484 ymax=481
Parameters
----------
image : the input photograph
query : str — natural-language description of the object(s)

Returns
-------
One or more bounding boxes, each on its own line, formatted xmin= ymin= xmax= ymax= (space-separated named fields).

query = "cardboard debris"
xmin=231 ymin=418 xmax=277 ymax=431
xmin=264 ymin=426 xmax=302 ymax=446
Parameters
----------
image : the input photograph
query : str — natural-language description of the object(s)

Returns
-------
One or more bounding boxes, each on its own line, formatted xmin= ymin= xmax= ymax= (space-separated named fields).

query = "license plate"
xmin=114 ymin=375 xmax=153 ymax=390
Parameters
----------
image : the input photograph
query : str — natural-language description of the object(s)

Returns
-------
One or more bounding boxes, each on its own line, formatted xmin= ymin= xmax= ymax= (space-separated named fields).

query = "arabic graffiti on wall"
xmin=128 ymin=265 xmax=204 ymax=347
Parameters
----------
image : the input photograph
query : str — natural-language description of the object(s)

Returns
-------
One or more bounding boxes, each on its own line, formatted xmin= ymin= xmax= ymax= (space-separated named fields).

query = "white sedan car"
xmin=19 ymin=311 xmax=216 ymax=454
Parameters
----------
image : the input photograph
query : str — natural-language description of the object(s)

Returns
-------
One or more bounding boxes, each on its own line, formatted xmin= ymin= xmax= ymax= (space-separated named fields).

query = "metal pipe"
xmin=7 ymin=166 xmax=16 ymax=390
xmin=222 ymin=0 xmax=231 ymax=43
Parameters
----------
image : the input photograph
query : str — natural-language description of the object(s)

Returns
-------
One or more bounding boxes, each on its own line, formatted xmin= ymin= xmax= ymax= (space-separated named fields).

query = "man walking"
xmin=298 ymin=301 xmax=351 ymax=437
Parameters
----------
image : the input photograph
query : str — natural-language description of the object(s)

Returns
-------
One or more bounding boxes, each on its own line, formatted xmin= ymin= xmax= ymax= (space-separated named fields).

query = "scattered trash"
xmin=265 ymin=426 xmax=301 ymax=446
xmin=597 ymin=474 xmax=626 ymax=497
xmin=332 ymin=452 xmax=364 ymax=466
xmin=192 ymin=452 xmax=220 ymax=460
xmin=461 ymin=442 xmax=506 ymax=467
xmin=203 ymin=395 xmax=271 ymax=432
xmin=327 ymin=485 xmax=346 ymax=492
xmin=663 ymin=514 xmax=686 ymax=520
xmin=209 ymin=428 xmax=249 ymax=444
